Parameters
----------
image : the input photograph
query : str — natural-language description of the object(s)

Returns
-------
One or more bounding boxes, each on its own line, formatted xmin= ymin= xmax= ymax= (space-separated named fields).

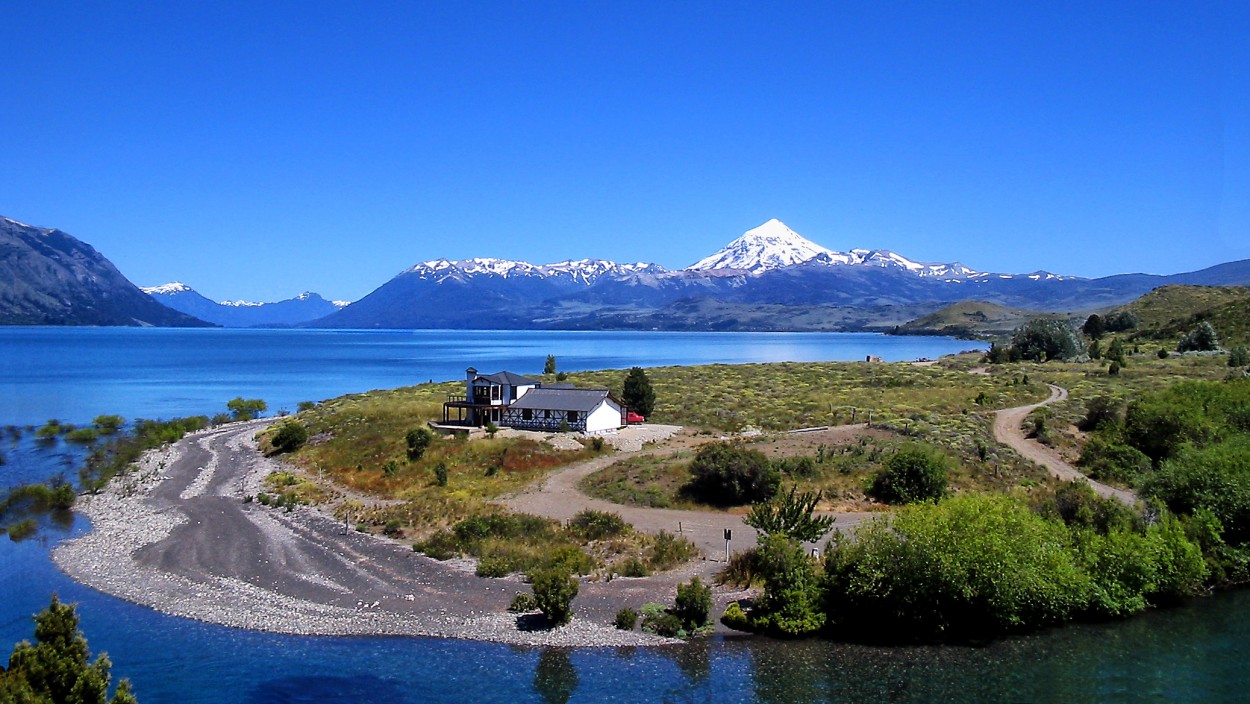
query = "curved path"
xmin=505 ymin=425 xmax=877 ymax=557
xmin=993 ymin=384 xmax=1137 ymax=506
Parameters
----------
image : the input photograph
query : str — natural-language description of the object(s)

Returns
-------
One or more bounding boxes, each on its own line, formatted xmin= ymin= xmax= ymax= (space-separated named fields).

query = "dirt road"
xmin=993 ymin=384 xmax=1137 ymax=505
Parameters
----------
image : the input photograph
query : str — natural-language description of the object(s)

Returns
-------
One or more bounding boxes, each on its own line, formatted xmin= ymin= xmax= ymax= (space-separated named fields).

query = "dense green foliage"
xmin=752 ymin=535 xmax=826 ymax=636
xmin=0 ymin=596 xmax=138 ymax=703
xmin=1082 ymin=314 xmax=1106 ymax=340
xmin=565 ymin=510 xmax=629 ymax=541
xmin=686 ymin=442 xmax=779 ymax=506
xmin=613 ymin=607 xmax=638 ymax=631
xmin=91 ymin=415 xmax=125 ymax=435
xmin=544 ymin=355 xmax=557 ymax=375
xmin=1178 ymin=321 xmax=1221 ymax=352
xmin=673 ymin=577 xmax=712 ymax=631
xmin=1009 ymin=318 xmax=1084 ymax=362
xmin=745 ymin=487 xmax=835 ymax=542
xmin=405 ymin=427 xmax=433 ymax=462
xmin=1229 ymin=347 xmax=1249 ymax=367
xmin=269 ymin=421 xmax=307 ymax=454
xmin=621 ymin=366 xmax=656 ymax=417
xmin=80 ymin=416 xmax=209 ymax=493
xmin=529 ymin=567 xmax=578 ymax=627
xmin=868 ymin=444 xmax=949 ymax=504
xmin=823 ymin=493 xmax=1205 ymax=639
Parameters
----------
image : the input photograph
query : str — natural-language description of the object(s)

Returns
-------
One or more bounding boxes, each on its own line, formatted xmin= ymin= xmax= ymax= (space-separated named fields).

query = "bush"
xmin=611 ymin=556 xmax=649 ymax=578
xmin=406 ymin=427 xmax=434 ymax=462
xmin=716 ymin=547 xmax=760 ymax=587
xmin=613 ymin=607 xmax=638 ymax=631
xmin=1077 ymin=437 xmax=1152 ymax=484
xmin=297 ymin=401 xmax=316 ymax=412
xmin=92 ymin=415 xmax=125 ymax=434
xmin=687 ymin=442 xmax=779 ymax=506
xmin=752 ymin=534 xmax=826 ymax=636
xmin=508 ymin=592 xmax=538 ymax=613
xmin=270 ymin=421 xmax=308 ymax=454
xmin=433 ymin=462 xmax=448 ymax=487
xmin=646 ymin=530 xmax=698 ymax=571
xmin=476 ymin=555 xmax=511 ymax=578
xmin=825 ymin=494 xmax=1092 ymax=638
xmin=567 ymin=510 xmax=629 ymax=541
xmin=868 ymin=443 xmax=949 ymax=505
xmin=1105 ymin=310 xmax=1138 ymax=332
xmin=529 ymin=567 xmax=578 ymax=627
xmin=721 ymin=602 xmax=751 ymax=631
xmin=1010 ymin=318 xmax=1083 ymax=362
xmin=1080 ymin=396 xmax=1125 ymax=432
xmin=1142 ymin=436 xmax=1250 ymax=544
xmin=1178 ymin=321 xmax=1220 ymax=352
xmin=227 ymin=397 xmax=267 ymax=421
xmin=641 ymin=611 xmax=683 ymax=638
xmin=1230 ymin=347 xmax=1250 ymax=368
xmin=674 ymin=577 xmax=712 ymax=630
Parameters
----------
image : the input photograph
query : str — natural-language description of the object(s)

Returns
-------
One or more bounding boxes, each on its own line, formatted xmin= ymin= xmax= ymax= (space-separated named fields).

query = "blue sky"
xmin=2 ymin=1 xmax=1247 ymax=302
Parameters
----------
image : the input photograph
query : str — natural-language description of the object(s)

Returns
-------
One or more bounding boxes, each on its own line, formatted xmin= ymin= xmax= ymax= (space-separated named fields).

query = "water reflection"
xmin=533 ymin=649 xmax=578 ymax=704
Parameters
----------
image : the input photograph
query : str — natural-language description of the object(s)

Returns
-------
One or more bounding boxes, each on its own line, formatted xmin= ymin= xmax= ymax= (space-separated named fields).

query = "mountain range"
xmin=0 ymin=216 xmax=208 ymax=327
xmin=5 ymin=214 xmax=1250 ymax=331
xmin=305 ymin=218 xmax=1250 ymax=330
xmin=141 ymin=283 xmax=346 ymax=327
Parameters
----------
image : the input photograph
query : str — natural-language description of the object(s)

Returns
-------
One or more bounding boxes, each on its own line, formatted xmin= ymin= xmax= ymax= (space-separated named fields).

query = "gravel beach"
xmin=51 ymin=419 xmax=726 ymax=647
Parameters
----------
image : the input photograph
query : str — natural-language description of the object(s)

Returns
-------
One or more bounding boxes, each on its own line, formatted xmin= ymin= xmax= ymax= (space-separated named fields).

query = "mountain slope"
xmin=891 ymin=301 xmax=1052 ymax=338
xmin=0 ymin=216 xmax=211 ymax=327
xmin=143 ymin=284 xmax=345 ymax=327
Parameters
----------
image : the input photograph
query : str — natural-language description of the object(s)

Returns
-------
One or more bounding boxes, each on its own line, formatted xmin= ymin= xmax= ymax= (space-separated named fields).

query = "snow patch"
xmin=142 ymin=282 xmax=193 ymax=295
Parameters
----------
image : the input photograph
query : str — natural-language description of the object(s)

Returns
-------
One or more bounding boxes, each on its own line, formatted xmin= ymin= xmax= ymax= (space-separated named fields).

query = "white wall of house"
xmin=585 ymin=399 xmax=625 ymax=433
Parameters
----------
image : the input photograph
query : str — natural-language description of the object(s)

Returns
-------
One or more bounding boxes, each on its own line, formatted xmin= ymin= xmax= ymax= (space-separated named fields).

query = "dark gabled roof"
xmin=475 ymin=371 xmax=540 ymax=386
xmin=509 ymin=388 xmax=617 ymax=413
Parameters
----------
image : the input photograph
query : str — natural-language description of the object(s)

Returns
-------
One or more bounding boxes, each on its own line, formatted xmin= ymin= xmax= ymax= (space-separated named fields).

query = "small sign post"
xmin=723 ymin=528 xmax=732 ymax=562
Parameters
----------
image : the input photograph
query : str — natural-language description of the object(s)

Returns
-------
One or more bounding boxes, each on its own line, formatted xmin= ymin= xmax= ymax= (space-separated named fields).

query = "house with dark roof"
xmin=442 ymin=367 xmax=626 ymax=433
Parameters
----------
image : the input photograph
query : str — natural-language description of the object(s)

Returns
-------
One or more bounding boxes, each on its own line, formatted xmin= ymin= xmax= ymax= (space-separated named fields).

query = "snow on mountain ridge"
xmin=141 ymin=282 xmax=193 ymax=295
xmin=407 ymin=257 xmax=669 ymax=286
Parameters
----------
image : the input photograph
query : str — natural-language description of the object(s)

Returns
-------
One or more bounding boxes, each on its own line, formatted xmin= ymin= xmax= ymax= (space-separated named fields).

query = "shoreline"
xmin=51 ymin=419 xmax=729 ymax=647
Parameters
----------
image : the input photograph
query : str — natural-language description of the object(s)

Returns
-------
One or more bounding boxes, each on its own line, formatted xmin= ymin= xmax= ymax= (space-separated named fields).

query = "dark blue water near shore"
xmin=3 ymin=327 xmax=1249 ymax=702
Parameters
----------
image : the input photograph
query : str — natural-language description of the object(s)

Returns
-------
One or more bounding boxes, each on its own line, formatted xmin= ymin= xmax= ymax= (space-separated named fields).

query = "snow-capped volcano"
xmin=687 ymin=219 xmax=833 ymax=272
xmin=688 ymin=219 xmax=985 ymax=279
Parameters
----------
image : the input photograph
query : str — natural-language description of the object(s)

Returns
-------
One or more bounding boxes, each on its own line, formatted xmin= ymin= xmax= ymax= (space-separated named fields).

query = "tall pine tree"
xmin=621 ymin=366 xmax=655 ymax=417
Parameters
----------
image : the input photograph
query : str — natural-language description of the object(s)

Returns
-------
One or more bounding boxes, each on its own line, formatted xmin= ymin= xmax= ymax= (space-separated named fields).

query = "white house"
xmin=441 ymin=368 xmax=626 ymax=433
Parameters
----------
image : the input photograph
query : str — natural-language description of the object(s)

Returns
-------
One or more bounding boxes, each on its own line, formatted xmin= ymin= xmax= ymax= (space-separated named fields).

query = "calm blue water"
xmin=3 ymin=327 xmax=1248 ymax=702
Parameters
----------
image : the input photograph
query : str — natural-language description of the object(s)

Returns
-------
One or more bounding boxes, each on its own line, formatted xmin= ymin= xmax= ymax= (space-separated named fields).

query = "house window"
xmin=567 ymin=410 xmax=578 ymax=423
xmin=522 ymin=409 xmax=532 ymax=421
xmin=491 ymin=385 xmax=500 ymax=401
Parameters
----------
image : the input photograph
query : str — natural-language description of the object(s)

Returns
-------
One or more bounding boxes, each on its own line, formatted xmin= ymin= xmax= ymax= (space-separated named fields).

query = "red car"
xmin=625 ymin=411 xmax=646 ymax=424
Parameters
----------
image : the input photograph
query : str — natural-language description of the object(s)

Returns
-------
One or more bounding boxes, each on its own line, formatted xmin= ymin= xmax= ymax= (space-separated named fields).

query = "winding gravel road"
xmin=993 ymin=383 xmax=1137 ymax=506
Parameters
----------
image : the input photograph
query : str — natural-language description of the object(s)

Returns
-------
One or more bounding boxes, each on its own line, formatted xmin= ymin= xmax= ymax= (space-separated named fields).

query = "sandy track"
xmin=993 ymin=384 xmax=1137 ymax=506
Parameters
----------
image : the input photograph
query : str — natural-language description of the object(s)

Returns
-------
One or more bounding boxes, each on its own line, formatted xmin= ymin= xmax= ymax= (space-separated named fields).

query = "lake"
xmin=3 ymin=327 xmax=1248 ymax=702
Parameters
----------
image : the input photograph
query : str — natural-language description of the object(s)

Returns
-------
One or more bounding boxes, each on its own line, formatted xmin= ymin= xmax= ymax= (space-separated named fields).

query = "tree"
xmin=1231 ymin=347 xmax=1250 ymax=368
xmin=621 ymin=366 xmax=656 ymax=417
xmin=2 ymin=596 xmax=139 ymax=703
xmin=406 ymin=427 xmax=433 ymax=462
xmin=868 ymin=443 xmax=949 ymax=504
xmin=1082 ymin=314 xmax=1106 ymax=340
xmin=687 ymin=442 xmax=779 ymax=506
xmin=752 ymin=534 xmax=826 ymax=636
xmin=1009 ymin=318 xmax=1083 ymax=362
xmin=269 ymin=421 xmax=307 ymax=454
xmin=1177 ymin=321 xmax=1220 ymax=352
xmin=544 ymin=355 xmax=557 ymax=375
xmin=226 ymin=397 xmax=267 ymax=421
xmin=1104 ymin=310 xmax=1138 ymax=333
xmin=529 ymin=567 xmax=578 ymax=627
xmin=745 ymin=486 xmax=835 ymax=543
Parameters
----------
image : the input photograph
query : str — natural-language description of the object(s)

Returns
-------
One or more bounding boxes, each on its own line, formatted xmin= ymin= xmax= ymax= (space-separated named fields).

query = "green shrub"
xmin=868 ymin=443 xmax=949 ymax=505
xmin=270 ymin=421 xmax=308 ymax=454
xmin=508 ymin=592 xmax=538 ymax=612
xmin=687 ymin=441 xmax=779 ymax=506
xmin=611 ymin=556 xmax=649 ymax=578
xmin=91 ymin=415 xmax=125 ymax=434
xmin=257 ymin=493 xmax=271 ymax=505
xmin=297 ymin=401 xmax=316 ymax=412
xmin=674 ymin=576 xmax=712 ymax=630
xmin=7 ymin=518 xmax=38 ymax=541
xmin=567 ymin=510 xmax=629 ymax=541
xmin=721 ymin=602 xmax=751 ymax=631
xmin=415 ymin=530 xmax=460 ymax=560
xmin=64 ymin=427 xmax=99 ymax=444
xmin=641 ymin=612 xmax=683 ymax=638
xmin=752 ymin=534 xmax=826 ymax=636
xmin=1080 ymin=396 xmax=1125 ymax=432
xmin=716 ymin=547 xmax=760 ymax=588
xmin=476 ymin=555 xmax=512 ymax=578
xmin=1143 ymin=436 xmax=1250 ymax=544
xmin=1077 ymin=437 xmax=1152 ymax=484
xmin=529 ymin=567 xmax=578 ymax=627
xmin=613 ymin=607 xmax=638 ymax=631
xmin=745 ymin=486 xmax=835 ymax=542
xmin=1178 ymin=321 xmax=1220 ymax=352
xmin=227 ymin=397 xmax=267 ymax=420
xmin=433 ymin=461 xmax=448 ymax=487
xmin=646 ymin=530 xmax=698 ymax=571
xmin=406 ymin=427 xmax=434 ymax=461
xmin=825 ymin=494 xmax=1092 ymax=638
xmin=1230 ymin=347 xmax=1250 ymax=368
xmin=382 ymin=518 xmax=402 ymax=537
